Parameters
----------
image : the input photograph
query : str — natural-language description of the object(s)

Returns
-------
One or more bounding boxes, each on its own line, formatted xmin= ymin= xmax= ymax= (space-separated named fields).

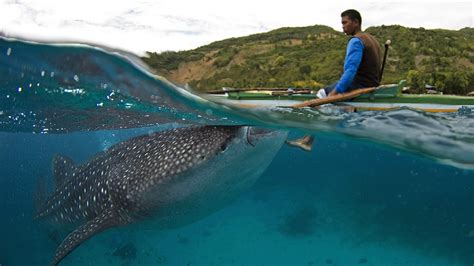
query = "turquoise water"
xmin=0 ymin=37 xmax=473 ymax=265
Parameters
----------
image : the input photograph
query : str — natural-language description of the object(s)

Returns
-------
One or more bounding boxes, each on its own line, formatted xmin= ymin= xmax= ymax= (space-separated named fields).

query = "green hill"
xmin=142 ymin=25 xmax=474 ymax=95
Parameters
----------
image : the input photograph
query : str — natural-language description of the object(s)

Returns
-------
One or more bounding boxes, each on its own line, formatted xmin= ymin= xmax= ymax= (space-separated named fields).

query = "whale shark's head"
xmin=196 ymin=126 xmax=288 ymax=179
xmin=129 ymin=125 xmax=287 ymax=225
xmin=174 ymin=125 xmax=288 ymax=175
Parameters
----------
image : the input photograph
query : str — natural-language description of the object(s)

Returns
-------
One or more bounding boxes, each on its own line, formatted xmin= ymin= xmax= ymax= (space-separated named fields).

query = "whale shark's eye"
xmin=220 ymin=143 xmax=228 ymax=152
xmin=221 ymin=143 xmax=227 ymax=152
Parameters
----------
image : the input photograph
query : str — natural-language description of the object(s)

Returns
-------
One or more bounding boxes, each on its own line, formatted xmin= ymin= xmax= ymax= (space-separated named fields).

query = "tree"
xmin=444 ymin=72 xmax=469 ymax=95
xmin=432 ymin=73 xmax=447 ymax=93
xmin=407 ymin=70 xmax=425 ymax=93
xmin=299 ymin=65 xmax=312 ymax=76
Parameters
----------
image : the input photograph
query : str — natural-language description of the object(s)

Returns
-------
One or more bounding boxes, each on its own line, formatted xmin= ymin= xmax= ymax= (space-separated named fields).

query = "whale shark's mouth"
xmin=245 ymin=126 xmax=275 ymax=146
xmin=246 ymin=127 xmax=256 ymax=146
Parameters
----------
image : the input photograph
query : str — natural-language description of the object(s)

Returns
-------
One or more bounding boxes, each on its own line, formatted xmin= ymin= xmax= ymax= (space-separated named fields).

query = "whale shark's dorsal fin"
xmin=52 ymin=155 xmax=76 ymax=187
xmin=51 ymin=209 xmax=123 ymax=266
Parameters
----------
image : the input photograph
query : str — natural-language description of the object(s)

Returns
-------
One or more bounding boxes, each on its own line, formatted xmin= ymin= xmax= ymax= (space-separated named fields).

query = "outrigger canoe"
xmin=204 ymin=80 xmax=474 ymax=113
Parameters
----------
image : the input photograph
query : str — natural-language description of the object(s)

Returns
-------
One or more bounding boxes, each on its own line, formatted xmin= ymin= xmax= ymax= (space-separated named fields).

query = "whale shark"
xmin=35 ymin=125 xmax=287 ymax=265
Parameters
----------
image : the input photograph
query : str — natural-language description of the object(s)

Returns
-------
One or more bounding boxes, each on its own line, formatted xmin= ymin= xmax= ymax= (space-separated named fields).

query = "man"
xmin=286 ymin=9 xmax=381 ymax=151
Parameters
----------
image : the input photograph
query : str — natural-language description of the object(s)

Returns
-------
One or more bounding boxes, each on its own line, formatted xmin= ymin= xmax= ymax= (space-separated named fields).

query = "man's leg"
xmin=323 ymin=83 xmax=338 ymax=96
xmin=286 ymin=83 xmax=336 ymax=152
xmin=325 ymin=81 xmax=365 ymax=95
xmin=286 ymin=82 xmax=363 ymax=152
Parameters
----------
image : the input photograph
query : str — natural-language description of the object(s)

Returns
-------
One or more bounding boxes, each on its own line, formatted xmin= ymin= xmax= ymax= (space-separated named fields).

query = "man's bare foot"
xmin=285 ymin=135 xmax=314 ymax=152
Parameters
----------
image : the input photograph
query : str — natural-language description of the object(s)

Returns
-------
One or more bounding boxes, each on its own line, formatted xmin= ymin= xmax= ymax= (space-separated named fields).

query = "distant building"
xmin=425 ymin=84 xmax=438 ymax=94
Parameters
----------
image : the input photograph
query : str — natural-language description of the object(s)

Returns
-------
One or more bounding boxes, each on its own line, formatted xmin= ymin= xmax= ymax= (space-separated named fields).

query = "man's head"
xmin=341 ymin=9 xmax=362 ymax=36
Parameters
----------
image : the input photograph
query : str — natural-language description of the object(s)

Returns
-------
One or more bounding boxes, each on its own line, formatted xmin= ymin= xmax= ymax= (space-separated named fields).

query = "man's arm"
xmin=329 ymin=38 xmax=364 ymax=96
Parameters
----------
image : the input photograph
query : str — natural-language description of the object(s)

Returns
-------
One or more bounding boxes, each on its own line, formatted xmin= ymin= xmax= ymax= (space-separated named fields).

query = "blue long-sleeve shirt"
xmin=335 ymin=37 xmax=364 ymax=93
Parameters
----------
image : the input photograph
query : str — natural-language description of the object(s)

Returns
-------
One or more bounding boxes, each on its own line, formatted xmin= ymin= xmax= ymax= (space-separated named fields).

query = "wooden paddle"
xmin=291 ymin=86 xmax=378 ymax=108
xmin=206 ymin=87 xmax=309 ymax=94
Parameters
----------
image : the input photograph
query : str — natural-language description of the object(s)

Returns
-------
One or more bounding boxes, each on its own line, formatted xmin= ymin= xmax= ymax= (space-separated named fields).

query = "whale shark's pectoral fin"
xmin=51 ymin=209 xmax=121 ymax=266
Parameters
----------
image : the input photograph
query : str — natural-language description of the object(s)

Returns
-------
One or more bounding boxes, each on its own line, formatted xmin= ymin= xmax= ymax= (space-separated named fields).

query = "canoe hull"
xmin=204 ymin=81 xmax=474 ymax=113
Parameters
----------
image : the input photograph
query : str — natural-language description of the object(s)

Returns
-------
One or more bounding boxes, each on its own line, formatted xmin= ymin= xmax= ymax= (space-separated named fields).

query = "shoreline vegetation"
xmin=142 ymin=25 xmax=474 ymax=95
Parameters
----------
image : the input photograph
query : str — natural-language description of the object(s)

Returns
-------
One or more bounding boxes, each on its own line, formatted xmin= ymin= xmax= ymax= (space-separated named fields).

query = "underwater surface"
xmin=0 ymin=37 xmax=473 ymax=265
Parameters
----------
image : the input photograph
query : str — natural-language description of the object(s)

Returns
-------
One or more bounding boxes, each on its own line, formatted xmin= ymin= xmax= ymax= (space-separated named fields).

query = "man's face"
xmin=341 ymin=16 xmax=359 ymax=35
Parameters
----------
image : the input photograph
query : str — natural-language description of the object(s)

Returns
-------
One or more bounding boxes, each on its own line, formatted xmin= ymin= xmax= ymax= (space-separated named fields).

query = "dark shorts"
xmin=323 ymin=81 xmax=365 ymax=95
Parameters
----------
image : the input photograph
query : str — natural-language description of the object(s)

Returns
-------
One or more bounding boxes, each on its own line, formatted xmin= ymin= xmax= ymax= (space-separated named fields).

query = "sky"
xmin=0 ymin=0 xmax=472 ymax=55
